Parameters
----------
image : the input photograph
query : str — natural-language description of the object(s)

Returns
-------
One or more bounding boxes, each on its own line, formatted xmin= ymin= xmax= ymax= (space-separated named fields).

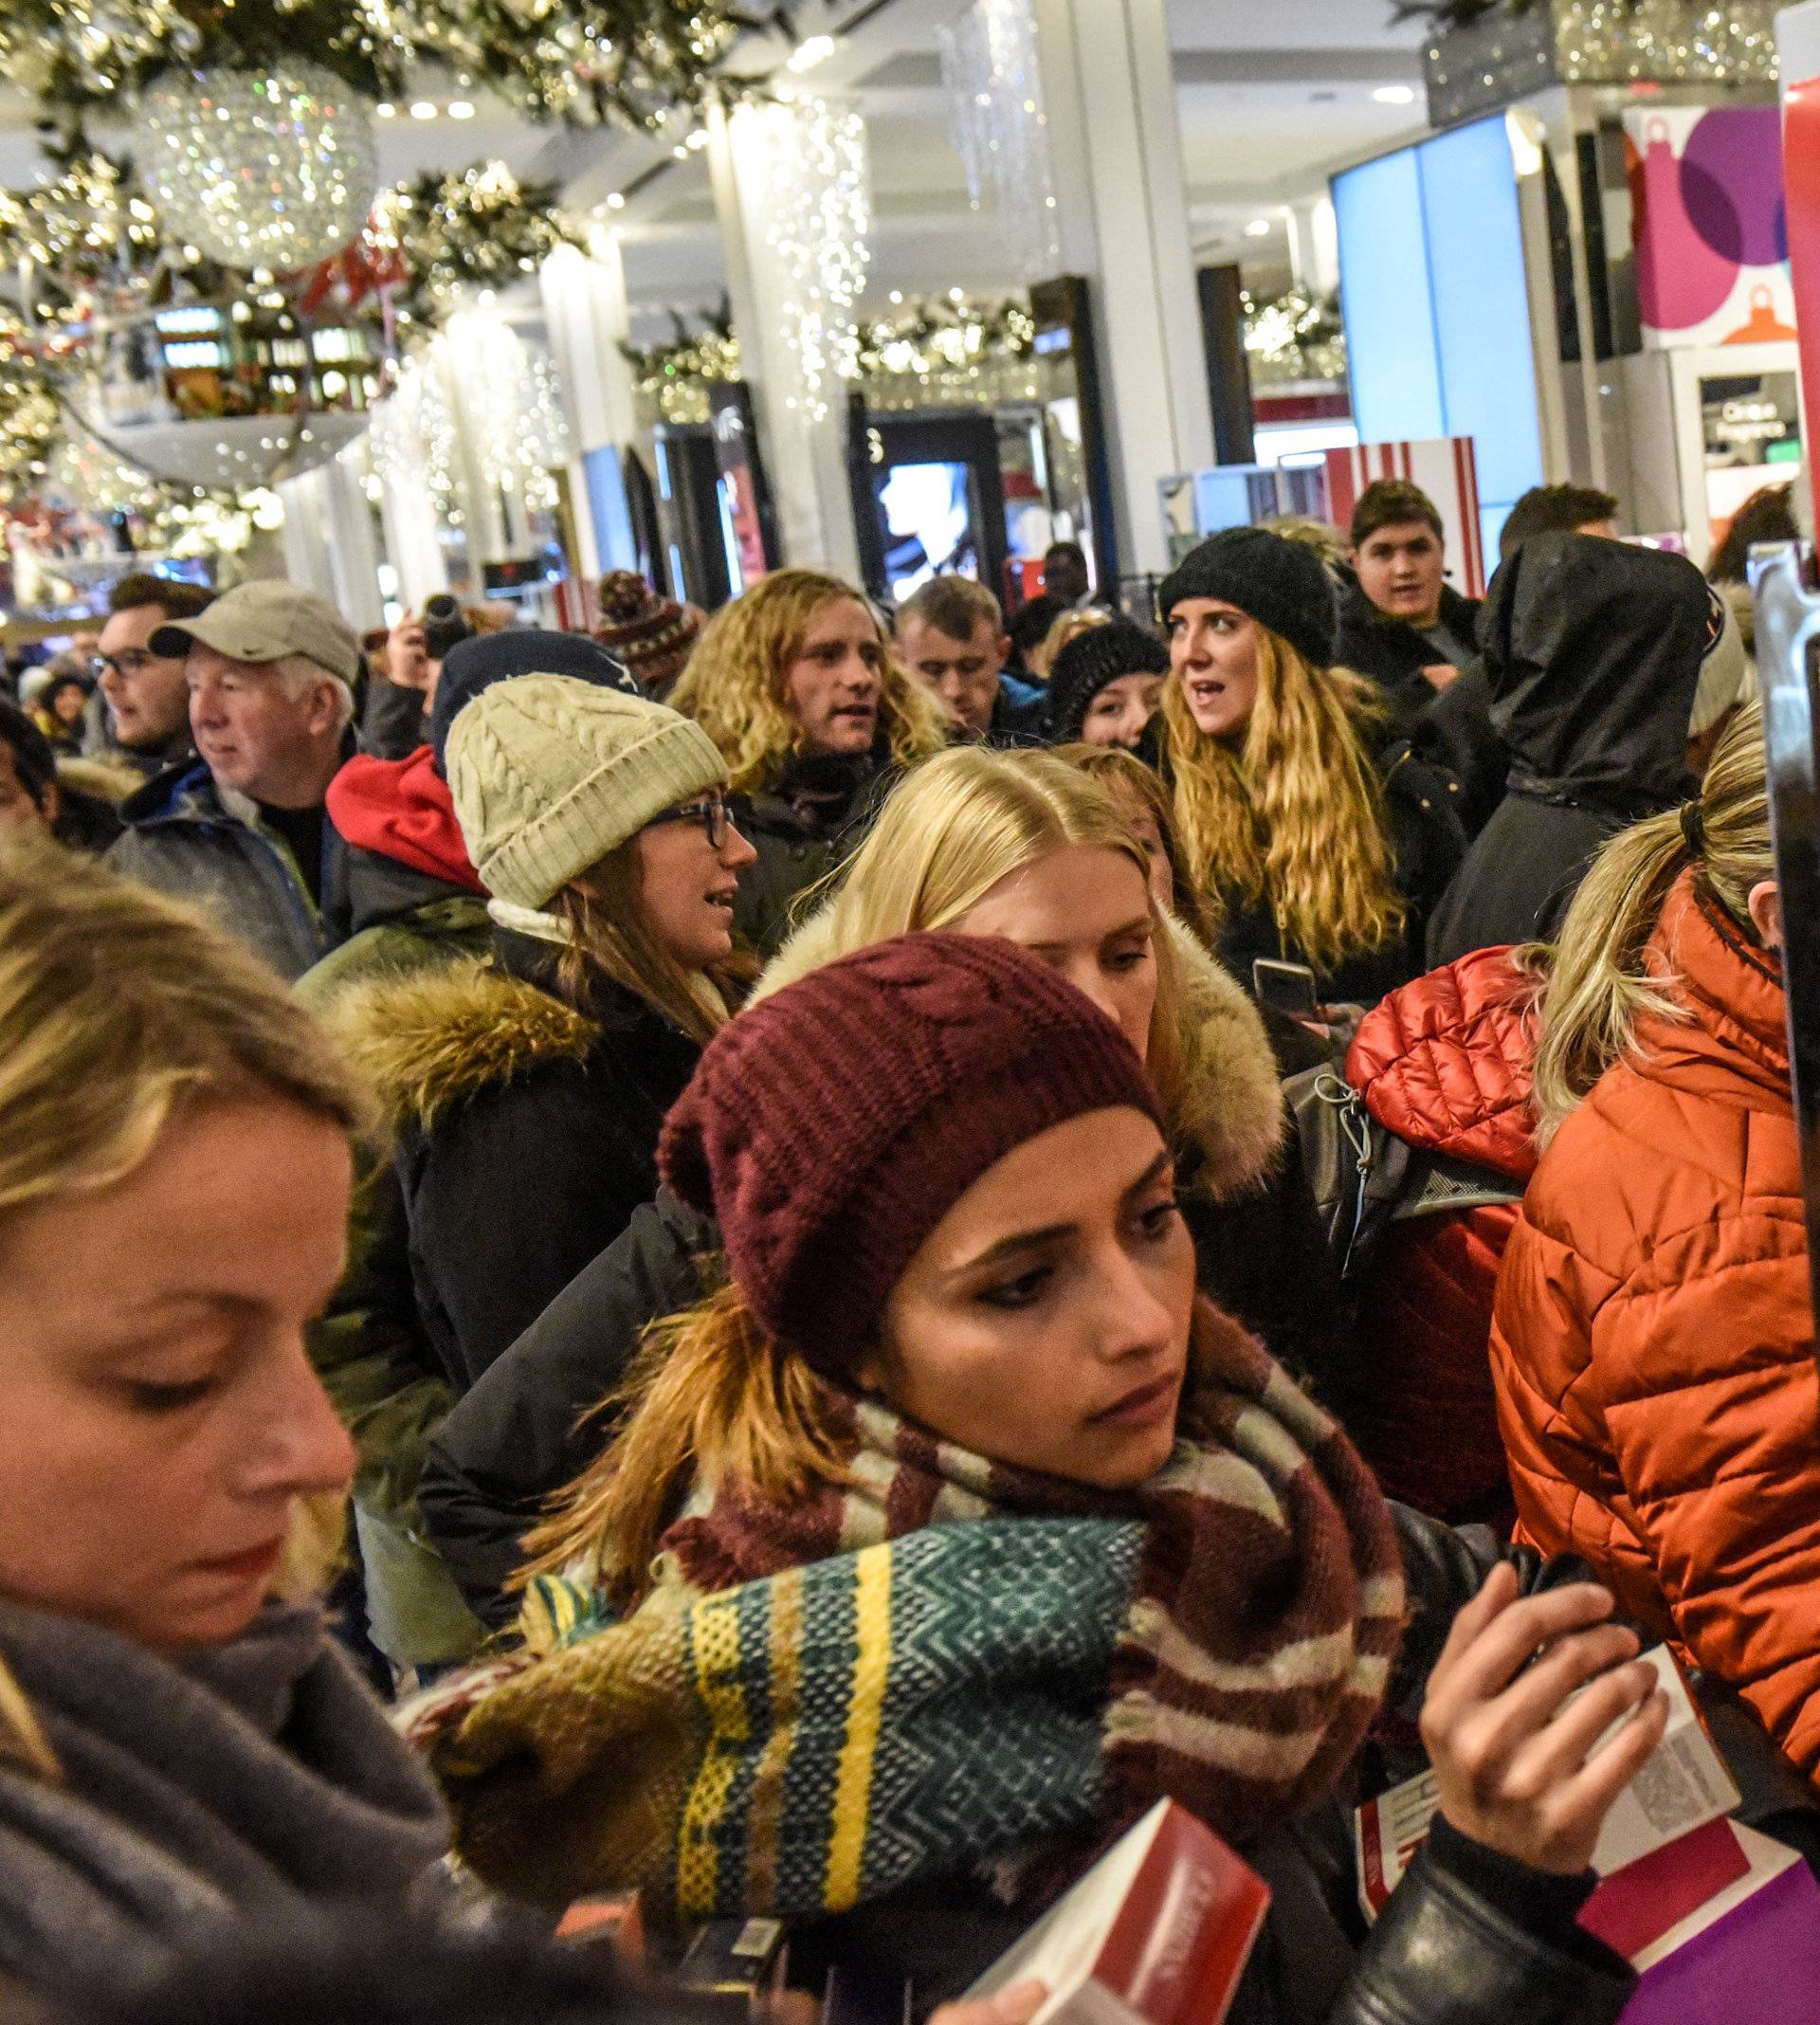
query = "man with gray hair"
xmin=109 ymin=580 xmax=360 ymax=980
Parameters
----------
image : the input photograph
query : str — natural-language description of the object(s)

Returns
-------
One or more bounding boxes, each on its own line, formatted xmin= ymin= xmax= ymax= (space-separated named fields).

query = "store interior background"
xmin=0 ymin=0 xmax=1800 ymax=648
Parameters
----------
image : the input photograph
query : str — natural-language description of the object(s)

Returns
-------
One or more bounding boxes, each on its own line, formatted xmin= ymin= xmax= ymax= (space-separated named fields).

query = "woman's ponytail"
xmin=1531 ymin=702 xmax=1773 ymax=1145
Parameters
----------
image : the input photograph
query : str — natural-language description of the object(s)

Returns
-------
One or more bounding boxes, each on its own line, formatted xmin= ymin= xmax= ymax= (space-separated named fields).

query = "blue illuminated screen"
xmin=1333 ymin=116 xmax=1543 ymax=564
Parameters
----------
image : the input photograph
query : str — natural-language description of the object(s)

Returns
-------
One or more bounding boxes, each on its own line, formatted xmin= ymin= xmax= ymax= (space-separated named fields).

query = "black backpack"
xmin=1285 ymin=1063 xmax=1525 ymax=1285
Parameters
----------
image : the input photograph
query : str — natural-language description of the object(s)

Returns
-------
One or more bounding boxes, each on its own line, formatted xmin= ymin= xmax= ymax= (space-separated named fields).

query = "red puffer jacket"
xmin=1343 ymin=947 xmax=1538 ymax=1520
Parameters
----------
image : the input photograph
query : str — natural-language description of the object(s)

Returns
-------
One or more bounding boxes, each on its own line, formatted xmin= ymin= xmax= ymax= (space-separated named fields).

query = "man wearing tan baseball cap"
xmin=109 ymin=580 xmax=361 ymax=980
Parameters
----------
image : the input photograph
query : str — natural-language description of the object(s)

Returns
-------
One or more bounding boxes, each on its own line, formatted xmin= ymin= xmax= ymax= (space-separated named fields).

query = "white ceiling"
xmin=0 ymin=0 xmax=1431 ymax=326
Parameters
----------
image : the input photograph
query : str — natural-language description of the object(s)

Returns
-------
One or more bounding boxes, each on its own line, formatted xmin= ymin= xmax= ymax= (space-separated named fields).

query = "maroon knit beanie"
xmin=659 ymin=931 xmax=1165 ymax=1375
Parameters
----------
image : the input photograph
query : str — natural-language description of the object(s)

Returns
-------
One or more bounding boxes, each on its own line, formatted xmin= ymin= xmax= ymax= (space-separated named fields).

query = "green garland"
xmin=0 ymin=0 xmax=776 ymax=129
xmin=376 ymin=163 xmax=585 ymax=335
xmin=855 ymin=297 xmax=1034 ymax=377
xmin=1241 ymin=286 xmax=1346 ymax=389
xmin=623 ymin=303 xmax=742 ymax=426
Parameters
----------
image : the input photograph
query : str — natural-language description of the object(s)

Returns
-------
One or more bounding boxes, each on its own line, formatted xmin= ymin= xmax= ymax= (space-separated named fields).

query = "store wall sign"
xmin=1624 ymin=105 xmax=1795 ymax=349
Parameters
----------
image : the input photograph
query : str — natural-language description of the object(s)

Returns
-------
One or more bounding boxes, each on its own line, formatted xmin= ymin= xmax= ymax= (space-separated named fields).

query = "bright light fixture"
xmin=1374 ymin=83 xmax=1417 ymax=104
xmin=606 ymin=192 xmax=627 ymax=210
xmin=788 ymin=34 xmax=836 ymax=72
xmin=410 ymin=100 xmax=438 ymax=119
xmin=375 ymin=101 xmax=395 ymax=118
xmin=1245 ymin=217 xmax=1271 ymax=237
xmin=448 ymin=100 xmax=475 ymax=119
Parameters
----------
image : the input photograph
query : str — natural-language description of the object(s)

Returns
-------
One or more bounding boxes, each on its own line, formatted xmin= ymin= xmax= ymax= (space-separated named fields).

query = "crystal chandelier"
xmin=936 ymin=0 xmax=1061 ymax=283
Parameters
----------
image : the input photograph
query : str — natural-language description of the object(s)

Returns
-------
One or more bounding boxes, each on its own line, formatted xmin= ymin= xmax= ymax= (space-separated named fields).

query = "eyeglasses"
xmin=92 ymin=650 xmax=154 ymax=680
xmin=645 ymin=791 xmax=732 ymax=849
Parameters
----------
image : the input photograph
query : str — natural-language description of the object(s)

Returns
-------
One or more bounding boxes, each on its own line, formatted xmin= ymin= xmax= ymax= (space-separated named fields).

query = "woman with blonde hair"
xmin=0 ymin=839 xmax=449 ymax=1997
xmin=411 ymin=935 xmax=1655 ymax=2024
xmin=1490 ymin=703 xmax=1820 ymax=1779
xmin=324 ymin=676 xmax=757 ymax=1672
xmin=668 ymin=568 xmax=949 ymax=951
xmin=1157 ymin=526 xmax=1465 ymax=1008
xmin=415 ymin=746 xmax=1345 ymax=1630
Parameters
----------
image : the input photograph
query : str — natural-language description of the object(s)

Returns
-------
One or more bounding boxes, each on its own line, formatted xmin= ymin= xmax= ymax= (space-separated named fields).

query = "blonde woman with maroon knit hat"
xmin=410 ymin=934 xmax=1659 ymax=2025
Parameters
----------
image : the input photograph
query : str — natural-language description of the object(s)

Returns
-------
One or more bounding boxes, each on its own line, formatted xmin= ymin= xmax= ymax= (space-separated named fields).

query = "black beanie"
xmin=1156 ymin=527 xmax=1340 ymax=670
xmin=429 ymin=629 xmax=639 ymax=776
xmin=1044 ymin=620 xmax=1170 ymax=741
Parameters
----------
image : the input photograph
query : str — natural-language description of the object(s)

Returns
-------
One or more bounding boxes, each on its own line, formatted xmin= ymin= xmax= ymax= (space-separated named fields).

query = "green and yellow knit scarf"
xmin=405 ymin=1297 xmax=1403 ymax=1923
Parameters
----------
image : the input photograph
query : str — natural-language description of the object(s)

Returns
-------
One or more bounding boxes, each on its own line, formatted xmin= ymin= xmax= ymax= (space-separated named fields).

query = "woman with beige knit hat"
xmin=323 ymin=675 xmax=754 ymax=1665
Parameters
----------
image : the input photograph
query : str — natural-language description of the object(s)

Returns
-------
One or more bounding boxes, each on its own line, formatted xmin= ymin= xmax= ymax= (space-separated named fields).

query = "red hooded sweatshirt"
xmin=327 ymin=746 xmax=486 ymax=895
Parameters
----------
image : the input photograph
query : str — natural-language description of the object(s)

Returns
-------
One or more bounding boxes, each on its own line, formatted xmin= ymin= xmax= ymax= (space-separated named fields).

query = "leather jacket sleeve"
xmin=1330 ymin=1835 xmax=1633 ymax=2025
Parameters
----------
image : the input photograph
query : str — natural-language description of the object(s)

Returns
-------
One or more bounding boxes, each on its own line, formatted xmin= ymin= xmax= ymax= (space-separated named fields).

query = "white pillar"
xmin=376 ymin=467 xmax=449 ymax=611
xmin=1030 ymin=0 xmax=1216 ymax=576
xmin=1289 ymin=196 xmax=1341 ymax=299
xmin=706 ymin=98 xmax=863 ymax=580
xmin=539 ymin=236 xmax=644 ymax=578
xmin=277 ymin=451 xmax=386 ymax=629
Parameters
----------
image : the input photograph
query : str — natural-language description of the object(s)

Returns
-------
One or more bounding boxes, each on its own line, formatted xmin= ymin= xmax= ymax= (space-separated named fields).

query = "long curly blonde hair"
xmin=668 ymin=569 xmax=949 ymax=794
xmin=1160 ymin=629 xmax=1404 ymax=974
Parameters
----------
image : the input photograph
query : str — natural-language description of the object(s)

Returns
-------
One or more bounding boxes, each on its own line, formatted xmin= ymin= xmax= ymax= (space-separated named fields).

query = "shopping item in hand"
xmin=964 ymin=1798 xmax=1270 ymax=2025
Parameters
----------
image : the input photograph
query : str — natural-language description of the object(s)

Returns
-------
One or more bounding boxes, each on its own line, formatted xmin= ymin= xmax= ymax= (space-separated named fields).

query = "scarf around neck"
xmin=410 ymin=1298 xmax=1403 ymax=1924
xmin=0 ymin=1598 xmax=449 ymax=1995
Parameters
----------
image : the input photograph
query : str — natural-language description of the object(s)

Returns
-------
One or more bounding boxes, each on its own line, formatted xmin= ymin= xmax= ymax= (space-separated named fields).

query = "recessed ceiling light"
xmin=447 ymin=100 xmax=475 ymax=119
xmin=606 ymin=192 xmax=626 ymax=210
xmin=1374 ymin=83 xmax=1417 ymax=104
xmin=374 ymin=101 xmax=395 ymax=118
xmin=410 ymin=100 xmax=438 ymax=119
xmin=1245 ymin=217 xmax=1271 ymax=237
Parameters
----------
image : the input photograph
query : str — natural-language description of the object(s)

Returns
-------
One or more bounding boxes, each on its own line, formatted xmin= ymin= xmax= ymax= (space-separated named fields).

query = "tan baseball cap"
xmin=149 ymin=578 xmax=361 ymax=685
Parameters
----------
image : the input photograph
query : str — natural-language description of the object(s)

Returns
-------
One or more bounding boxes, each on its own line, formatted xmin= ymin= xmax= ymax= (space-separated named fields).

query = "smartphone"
xmin=1252 ymin=957 xmax=1320 ymax=1023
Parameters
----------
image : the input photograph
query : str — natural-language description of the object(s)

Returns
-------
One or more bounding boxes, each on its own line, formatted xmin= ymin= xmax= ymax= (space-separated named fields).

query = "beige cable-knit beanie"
xmin=446 ymin=674 xmax=728 ymax=909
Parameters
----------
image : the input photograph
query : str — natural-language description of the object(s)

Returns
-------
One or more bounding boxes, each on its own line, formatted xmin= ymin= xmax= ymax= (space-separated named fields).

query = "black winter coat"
xmin=1334 ymin=580 xmax=1483 ymax=738
xmin=1427 ymin=533 xmax=1714 ymax=964
xmin=337 ymin=927 xmax=704 ymax=1394
xmin=419 ymin=921 xmax=1356 ymax=1628
xmin=729 ymin=745 xmax=901 ymax=956
xmin=1411 ymin=660 xmax=1505 ymax=840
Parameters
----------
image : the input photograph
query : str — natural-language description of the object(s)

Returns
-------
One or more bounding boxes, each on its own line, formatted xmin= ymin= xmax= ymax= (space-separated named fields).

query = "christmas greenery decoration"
xmin=855 ymin=296 xmax=1035 ymax=379
xmin=373 ymin=163 xmax=585 ymax=334
xmin=1242 ymin=286 xmax=1346 ymax=388
xmin=0 ymin=0 xmax=780 ymax=130
xmin=624 ymin=295 xmax=1042 ymax=427
xmin=623 ymin=302 xmax=742 ymax=426
xmin=0 ymin=316 xmax=67 ymax=497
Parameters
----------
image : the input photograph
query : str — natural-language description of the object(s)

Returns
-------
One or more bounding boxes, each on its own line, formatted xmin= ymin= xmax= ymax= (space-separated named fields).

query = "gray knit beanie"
xmin=446 ymin=674 xmax=728 ymax=909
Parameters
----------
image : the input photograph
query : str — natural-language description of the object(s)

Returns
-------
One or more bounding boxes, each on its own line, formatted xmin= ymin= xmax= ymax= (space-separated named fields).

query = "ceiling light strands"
xmin=752 ymin=95 xmax=870 ymax=426
xmin=935 ymin=0 xmax=1060 ymax=282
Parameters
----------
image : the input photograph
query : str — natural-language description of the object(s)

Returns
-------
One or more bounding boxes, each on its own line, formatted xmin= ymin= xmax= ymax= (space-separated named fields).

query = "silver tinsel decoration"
xmin=936 ymin=0 xmax=1060 ymax=282
xmin=1553 ymin=0 xmax=1779 ymax=82
xmin=138 ymin=61 xmax=379 ymax=271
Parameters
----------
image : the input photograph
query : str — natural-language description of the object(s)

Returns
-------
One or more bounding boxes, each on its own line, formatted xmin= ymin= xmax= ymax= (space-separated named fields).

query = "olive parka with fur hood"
xmin=311 ymin=920 xmax=707 ymax=1668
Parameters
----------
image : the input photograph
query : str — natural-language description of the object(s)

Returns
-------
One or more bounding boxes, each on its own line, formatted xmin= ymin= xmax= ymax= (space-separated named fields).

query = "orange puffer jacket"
xmin=1490 ymin=872 xmax=1820 ymax=1779
xmin=1344 ymin=947 xmax=1538 ymax=1521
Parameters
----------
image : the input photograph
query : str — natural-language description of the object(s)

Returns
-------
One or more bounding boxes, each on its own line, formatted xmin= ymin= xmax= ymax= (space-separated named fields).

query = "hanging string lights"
xmin=749 ymin=95 xmax=870 ymax=425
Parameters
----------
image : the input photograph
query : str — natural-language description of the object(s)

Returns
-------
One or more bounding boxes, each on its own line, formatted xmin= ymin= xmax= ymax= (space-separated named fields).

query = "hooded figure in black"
xmin=1426 ymin=534 xmax=1725 ymax=964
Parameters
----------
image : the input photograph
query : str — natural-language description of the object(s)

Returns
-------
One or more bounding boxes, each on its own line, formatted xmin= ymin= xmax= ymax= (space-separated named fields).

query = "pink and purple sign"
xmin=1625 ymin=105 xmax=1796 ymax=348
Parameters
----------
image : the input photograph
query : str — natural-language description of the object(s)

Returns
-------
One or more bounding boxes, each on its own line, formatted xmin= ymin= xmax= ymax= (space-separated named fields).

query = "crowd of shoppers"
xmin=0 ymin=468 xmax=1811 ymax=2025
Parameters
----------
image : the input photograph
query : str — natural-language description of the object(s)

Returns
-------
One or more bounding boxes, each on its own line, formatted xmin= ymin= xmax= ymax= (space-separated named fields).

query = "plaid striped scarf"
xmin=408 ymin=1297 xmax=1403 ymax=1922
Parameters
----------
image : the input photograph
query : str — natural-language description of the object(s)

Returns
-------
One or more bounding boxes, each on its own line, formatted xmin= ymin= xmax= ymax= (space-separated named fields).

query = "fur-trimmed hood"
xmin=757 ymin=909 xmax=1283 ymax=1201
xmin=330 ymin=959 xmax=600 ymax=1132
